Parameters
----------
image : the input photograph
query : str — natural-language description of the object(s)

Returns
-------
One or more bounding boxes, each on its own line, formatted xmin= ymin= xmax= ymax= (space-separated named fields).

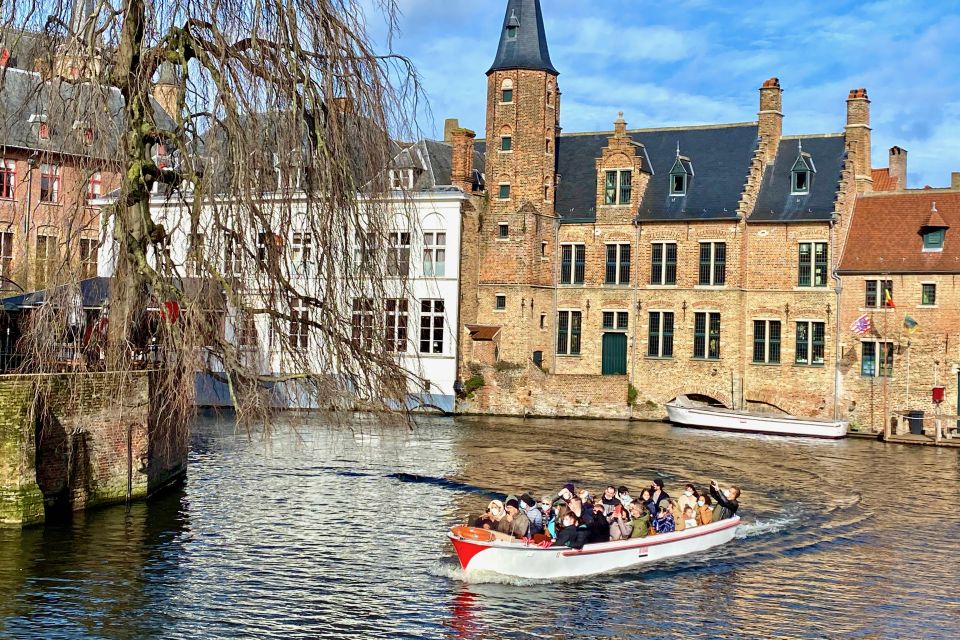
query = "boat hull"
xmin=666 ymin=402 xmax=848 ymax=439
xmin=449 ymin=517 xmax=740 ymax=580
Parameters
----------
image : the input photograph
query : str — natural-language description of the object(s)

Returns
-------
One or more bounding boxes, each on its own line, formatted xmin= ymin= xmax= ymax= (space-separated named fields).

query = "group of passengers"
xmin=470 ymin=479 xmax=741 ymax=550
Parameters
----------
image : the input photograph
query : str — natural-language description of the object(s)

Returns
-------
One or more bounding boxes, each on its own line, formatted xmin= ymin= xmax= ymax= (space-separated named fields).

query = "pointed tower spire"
xmin=488 ymin=0 xmax=558 ymax=76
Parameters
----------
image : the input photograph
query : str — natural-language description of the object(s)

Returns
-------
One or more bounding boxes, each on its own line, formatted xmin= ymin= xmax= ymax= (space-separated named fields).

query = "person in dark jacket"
xmin=555 ymin=513 xmax=589 ymax=550
xmin=709 ymin=480 xmax=741 ymax=520
xmin=568 ymin=496 xmax=594 ymax=526
xmin=587 ymin=501 xmax=610 ymax=543
xmin=650 ymin=479 xmax=670 ymax=514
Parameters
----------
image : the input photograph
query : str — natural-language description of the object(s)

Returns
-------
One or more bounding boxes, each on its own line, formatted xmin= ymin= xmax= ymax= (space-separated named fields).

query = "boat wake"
xmin=430 ymin=562 xmax=551 ymax=586
xmin=736 ymin=515 xmax=800 ymax=539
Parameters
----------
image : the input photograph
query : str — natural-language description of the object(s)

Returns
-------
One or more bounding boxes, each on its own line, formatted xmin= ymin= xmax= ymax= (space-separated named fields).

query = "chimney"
xmin=952 ymin=172 xmax=960 ymax=190
xmin=758 ymin=77 xmax=783 ymax=164
xmin=613 ymin=112 xmax=627 ymax=138
xmin=845 ymin=88 xmax=873 ymax=192
xmin=888 ymin=146 xmax=907 ymax=190
xmin=450 ymin=127 xmax=476 ymax=193
xmin=444 ymin=118 xmax=460 ymax=143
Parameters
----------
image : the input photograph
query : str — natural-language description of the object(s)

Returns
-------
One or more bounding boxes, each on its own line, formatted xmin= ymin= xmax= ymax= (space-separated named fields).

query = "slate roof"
xmin=0 ymin=66 xmax=175 ymax=159
xmin=550 ymin=123 xmax=759 ymax=222
xmin=750 ymin=135 xmax=846 ymax=222
xmin=838 ymin=190 xmax=960 ymax=275
xmin=488 ymin=0 xmax=558 ymax=76
xmin=389 ymin=139 xmax=484 ymax=192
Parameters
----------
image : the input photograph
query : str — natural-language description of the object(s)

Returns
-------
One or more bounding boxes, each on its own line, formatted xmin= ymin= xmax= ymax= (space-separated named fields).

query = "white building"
xmin=95 ymin=137 xmax=481 ymax=413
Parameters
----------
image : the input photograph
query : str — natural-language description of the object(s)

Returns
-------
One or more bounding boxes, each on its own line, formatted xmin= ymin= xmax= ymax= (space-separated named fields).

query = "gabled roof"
xmin=750 ymin=135 xmax=846 ymax=222
xmin=550 ymin=123 xmax=759 ymax=222
xmin=0 ymin=66 xmax=175 ymax=159
xmin=466 ymin=324 xmax=501 ymax=341
xmin=839 ymin=191 xmax=960 ymax=275
xmin=487 ymin=0 xmax=558 ymax=76
xmin=389 ymin=139 xmax=485 ymax=192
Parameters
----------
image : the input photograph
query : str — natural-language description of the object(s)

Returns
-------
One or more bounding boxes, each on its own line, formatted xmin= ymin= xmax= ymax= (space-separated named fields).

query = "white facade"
xmin=95 ymin=187 xmax=467 ymax=412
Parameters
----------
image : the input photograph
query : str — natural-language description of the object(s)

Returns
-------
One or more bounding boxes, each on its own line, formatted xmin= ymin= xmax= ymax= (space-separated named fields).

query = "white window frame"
xmin=604 ymin=242 xmax=631 ymax=285
xmin=494 ymin=293 xmax=506 ymax=311
xmin=292 ymin=231 xmax=312 ymax=266
xmin=497 ymin=223 xmax=509 ymax=240
xmin=419 ymin=299 xmax=445 ymax=355
xmin=498 ymin=183 xmax=511 ymax=201
xmin=423 ymin=231 xmax=446 ymax=277
xmin=693 ymin=310 xmax=721 ymax=360
xmin=389 ymin=169 xmax=414 ymax=190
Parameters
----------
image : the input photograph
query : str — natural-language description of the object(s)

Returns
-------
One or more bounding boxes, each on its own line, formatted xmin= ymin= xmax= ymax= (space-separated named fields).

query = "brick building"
xmin=838 ymin=187 xmax=960 ymax=434
xmin=456 ymin=0 xmax=892 ymax=421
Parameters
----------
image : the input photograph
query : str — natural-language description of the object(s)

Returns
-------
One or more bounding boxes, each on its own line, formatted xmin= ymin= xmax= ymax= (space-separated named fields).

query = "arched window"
xmin=500 ymin=125 xmax=513 ymax=152
xmin=544 ymin=179 xmax=552 ymax=202
xmin=501 ymin=79 xmax=514 ymax=104
xmin=547 ymin=81 xmax=555 ymax=107
xmin=545 ymin=138 xmax=552 ymax=154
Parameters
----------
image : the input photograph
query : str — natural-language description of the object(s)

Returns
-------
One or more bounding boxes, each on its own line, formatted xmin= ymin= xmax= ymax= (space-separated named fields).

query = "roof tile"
xmin=839 ymin=191 xmax=960 ymax=274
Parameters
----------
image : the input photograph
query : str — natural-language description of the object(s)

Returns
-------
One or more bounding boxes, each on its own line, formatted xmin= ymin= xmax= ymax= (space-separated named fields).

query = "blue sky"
xmin=363 ymin=0 xmax=960 ymax=188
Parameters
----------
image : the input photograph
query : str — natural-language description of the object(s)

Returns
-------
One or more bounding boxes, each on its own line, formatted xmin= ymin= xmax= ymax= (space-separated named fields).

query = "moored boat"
xmin=665 ymin=397 xmax=848 ymax=439
xmin=448 ymin=517 xmax=740 ymax=580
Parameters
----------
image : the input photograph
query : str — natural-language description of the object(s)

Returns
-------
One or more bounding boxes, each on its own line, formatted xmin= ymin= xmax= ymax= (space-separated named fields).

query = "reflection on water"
xmin=1 ymin=414 xmax=958 ymax=639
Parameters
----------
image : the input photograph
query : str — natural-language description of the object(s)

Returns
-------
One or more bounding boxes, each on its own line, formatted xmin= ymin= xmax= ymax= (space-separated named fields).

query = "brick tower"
xmin=475 ymin=0 xmax=559 ymax=367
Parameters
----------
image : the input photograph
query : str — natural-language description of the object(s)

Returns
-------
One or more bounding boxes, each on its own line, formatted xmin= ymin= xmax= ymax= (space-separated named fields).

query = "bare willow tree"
xmin=0 ymin=0 xmax=425 ymax=429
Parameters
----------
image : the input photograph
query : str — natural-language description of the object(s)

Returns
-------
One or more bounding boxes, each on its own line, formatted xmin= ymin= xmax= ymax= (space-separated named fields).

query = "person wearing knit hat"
xmin=497 ymin=495 xmax=532 ymax=539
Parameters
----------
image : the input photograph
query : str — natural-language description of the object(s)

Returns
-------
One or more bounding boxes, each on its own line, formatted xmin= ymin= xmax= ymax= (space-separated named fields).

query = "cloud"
xmin=372 ymin=0 xmax=960 ymax=188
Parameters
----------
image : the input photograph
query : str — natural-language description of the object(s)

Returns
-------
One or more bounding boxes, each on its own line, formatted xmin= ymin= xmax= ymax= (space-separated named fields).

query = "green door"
xmin=602 ymin=332 xmax=628 ymax=375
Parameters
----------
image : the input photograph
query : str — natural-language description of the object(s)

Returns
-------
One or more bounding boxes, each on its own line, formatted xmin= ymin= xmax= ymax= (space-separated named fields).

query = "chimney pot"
xmin=888 ymin=146 xmax=907 ymax=189
xmin=444 ymin=118 xmax=460 ymax=143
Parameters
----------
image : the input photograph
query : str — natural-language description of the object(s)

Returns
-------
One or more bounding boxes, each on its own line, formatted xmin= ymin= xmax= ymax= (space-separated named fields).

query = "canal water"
xmin=1 ymin=414 xmax=958 ymax=639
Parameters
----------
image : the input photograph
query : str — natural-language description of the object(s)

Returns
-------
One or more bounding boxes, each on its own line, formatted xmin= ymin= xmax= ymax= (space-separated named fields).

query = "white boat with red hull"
xmin=666 ymin=397 xmax=848 ymax=439
xmin=448 ymin=517 xmax=740 ymax=580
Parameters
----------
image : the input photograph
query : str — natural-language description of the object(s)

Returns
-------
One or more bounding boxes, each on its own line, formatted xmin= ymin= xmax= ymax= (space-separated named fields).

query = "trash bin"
xmin=907 ymin=410 xmax=924 ymax=435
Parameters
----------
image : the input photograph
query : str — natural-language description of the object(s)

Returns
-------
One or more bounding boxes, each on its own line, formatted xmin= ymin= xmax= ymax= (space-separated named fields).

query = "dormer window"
xmin=506 ymin=10 xmax=520 ymax=40
xmin=669 ymin=155 xmax=693 ymax=196
xmin=501 ymin=79 xmax=514 ymax=104
xmin=790 ymin=145 xmax=816 ymax=195
xmin=923 ymin=229 xmax=945 ymax=250
xmin=920 ymin=202 xmax=948 ymax=252
xmin=389 ymin=169 xmax=414 ymax=190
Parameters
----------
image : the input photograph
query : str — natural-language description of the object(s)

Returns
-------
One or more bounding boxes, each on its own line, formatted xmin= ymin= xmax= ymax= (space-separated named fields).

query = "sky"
xmin=361 ymin=0 xmax=960 ymax=189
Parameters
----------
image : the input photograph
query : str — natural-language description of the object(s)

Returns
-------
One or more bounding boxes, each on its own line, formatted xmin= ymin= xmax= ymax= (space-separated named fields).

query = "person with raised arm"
xmin=709 ymin=480 xmax=741 ymax=520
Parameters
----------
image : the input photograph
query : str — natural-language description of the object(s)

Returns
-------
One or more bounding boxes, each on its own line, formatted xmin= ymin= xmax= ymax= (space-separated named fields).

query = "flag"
xmin=884 ymin=288 xmax=896 ymax=308
xmin=903 ymin=315 xmax=919 ymax=334
xmin=850 ymin=314 xmax=871 ymax=335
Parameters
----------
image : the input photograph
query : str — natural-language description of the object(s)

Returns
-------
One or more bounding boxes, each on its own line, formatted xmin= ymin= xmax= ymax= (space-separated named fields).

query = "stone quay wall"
xmin=0 ymin=371 xmax=188 ymax=528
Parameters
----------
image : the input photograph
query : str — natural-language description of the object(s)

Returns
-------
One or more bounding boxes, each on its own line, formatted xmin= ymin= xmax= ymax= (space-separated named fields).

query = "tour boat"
xmin=666 ymin=397 xmax=848 ymax=439
xmin=448 ymin=517 xmax=740 ymax=580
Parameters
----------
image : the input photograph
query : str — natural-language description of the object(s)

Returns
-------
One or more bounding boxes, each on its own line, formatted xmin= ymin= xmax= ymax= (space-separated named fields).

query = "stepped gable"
xmin=839 ymin=191 xmax=960 ymax=274
xmin=552 ymin=122 xmax=759 ymax=222
xmin=487 ymin=0 xmax=558 ymax=75
xmin=750 ymin=134 xmax=847 ymax=222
